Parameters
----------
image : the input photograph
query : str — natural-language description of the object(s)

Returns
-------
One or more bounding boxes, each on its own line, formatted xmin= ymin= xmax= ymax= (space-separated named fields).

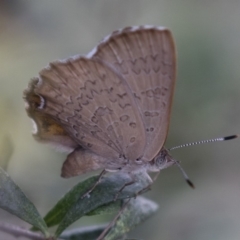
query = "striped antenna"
xmin=169 ymin=134 xmax=238 ymax=189
xmin=168 ymin=134 xmax=238 ymax=151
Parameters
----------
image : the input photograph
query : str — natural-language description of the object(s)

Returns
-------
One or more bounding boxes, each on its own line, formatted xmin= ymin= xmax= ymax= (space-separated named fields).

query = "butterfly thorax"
xmin=112 ymin=147 xmax=175 ymax=174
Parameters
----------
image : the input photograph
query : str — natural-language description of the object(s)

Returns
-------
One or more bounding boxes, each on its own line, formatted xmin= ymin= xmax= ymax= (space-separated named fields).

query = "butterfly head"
xmin=148 ymin=148 xmax=175 ymax=172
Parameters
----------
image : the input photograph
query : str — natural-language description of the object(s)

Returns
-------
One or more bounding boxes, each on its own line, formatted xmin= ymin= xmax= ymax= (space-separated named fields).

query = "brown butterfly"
xmin=23 ymin=26 xmax=179 ymax=187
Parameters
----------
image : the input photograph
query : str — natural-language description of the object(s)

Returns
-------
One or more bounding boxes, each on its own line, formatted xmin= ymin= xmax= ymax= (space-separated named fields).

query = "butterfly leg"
xmin=134 ymin=171 xmax=160 ymax=198
xmin=114 ymin=170 xmax=158 ymax=201
xmin=114 ymin=180 xmax=136 ymax=201
xmin=81 ymin=169 xmax=107 ymax=199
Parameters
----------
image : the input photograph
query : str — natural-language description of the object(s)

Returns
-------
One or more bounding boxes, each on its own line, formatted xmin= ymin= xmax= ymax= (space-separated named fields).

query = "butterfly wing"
xmin=24 ymin=79 xmax=79 ymax=152
xmin=25 ymin=57 xmax=146 ymax=161
xmin=92 ymin=26 xmax=176 ymax=161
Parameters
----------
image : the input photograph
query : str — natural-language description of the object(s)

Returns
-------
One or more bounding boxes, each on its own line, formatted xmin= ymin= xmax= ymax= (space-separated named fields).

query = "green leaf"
xmin=104 ymin=196 xmax=159 ymax=240
xmin=40 ymin=175 xmax=120 ymax=230
xmin=55 ymin=171 xmax=150 ymax=237
xmin=60 ymin=224 xmax=107 ymax=240
xmin=59 ymin=196 xmax=158 ymax=240
xmin=86 ymin=201 xmax=121 ymax=216
xmin=0 ymin=135 xmax=13 ymax=170
xmin=43 ymin=176 xmax=99 ymax=228
xmin=0 ymin=167 xmax=49 ymax=236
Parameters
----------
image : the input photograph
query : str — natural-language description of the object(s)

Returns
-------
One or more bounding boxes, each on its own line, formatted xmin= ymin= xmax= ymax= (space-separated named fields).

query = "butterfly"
xmin=24 ymin=26 xmax=177 ymax=187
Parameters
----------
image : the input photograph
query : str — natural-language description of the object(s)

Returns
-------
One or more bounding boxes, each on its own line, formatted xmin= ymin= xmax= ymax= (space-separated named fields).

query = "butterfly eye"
xmin=156 ymin=155 xmax=166 ymax=166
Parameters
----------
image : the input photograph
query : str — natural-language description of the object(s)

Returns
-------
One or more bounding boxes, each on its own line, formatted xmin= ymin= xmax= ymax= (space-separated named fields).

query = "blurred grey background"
xmin=1 ymin=1 xmax=240 ymax=239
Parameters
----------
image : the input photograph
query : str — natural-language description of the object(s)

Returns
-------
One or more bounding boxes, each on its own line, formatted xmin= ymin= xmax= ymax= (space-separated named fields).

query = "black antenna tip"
xmin=186 ymin=179 xmax=195 ymax=189
xmin=224 ymin=135 xmax=239 ymax=141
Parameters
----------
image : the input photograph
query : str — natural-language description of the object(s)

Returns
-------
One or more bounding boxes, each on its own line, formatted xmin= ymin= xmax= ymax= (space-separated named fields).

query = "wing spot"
xmin=144 ymin=111 xmax=159 ymax=117
xmin=82 ymin=100 xmax=89 ymax=105
xmin=107 ymin=125 xmax=113 ymax=131
xmin=143 ymin=87 xmax=169 ymax=99
xmin=66 ymin=96 xmax=73 ymax=105
xmin=133 ymin=93 xmax=141 ymax=100
xmin=129 ymin=122 xmax=136 ymax=128
xmin=119 ymin=103 xmax=131 ymax=109
xmin=95 ymin=107 xmax=113 ymax=116
xmin=130 ymin=59 xmax=141 ymax=75
xmin=120 ymin=115 xmax=129 ymax=122
xmin=91 ymin=116 xmax=98 ymax=123
xmin=117 ymin=92 xmax=127 ymax=99
xmin=130 ymin=137 xmax=136 ymax=143
xmin=146 ymin=127 xmax=155 ymax=132
xmin=100 ymin=73 xmax=106 ymax=81
xmin=87 ymin=143 xmax=93 ymax=148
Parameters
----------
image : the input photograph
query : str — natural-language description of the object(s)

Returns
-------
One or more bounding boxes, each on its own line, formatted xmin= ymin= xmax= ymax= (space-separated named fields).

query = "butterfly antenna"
xmin=173 ymin=160 xmax=195 ymax=189
xmin=168 ymin=134 xmax=238 ymax=151
xmin=168 ymin=134 xmax=238 ymax=189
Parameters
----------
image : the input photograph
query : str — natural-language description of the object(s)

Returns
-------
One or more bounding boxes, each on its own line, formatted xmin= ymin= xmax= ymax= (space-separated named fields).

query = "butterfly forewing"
xmin=33 ymin=57 xmax=146 ymax=160
xmin=92 ymin=26 xmax=176 ymax=162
